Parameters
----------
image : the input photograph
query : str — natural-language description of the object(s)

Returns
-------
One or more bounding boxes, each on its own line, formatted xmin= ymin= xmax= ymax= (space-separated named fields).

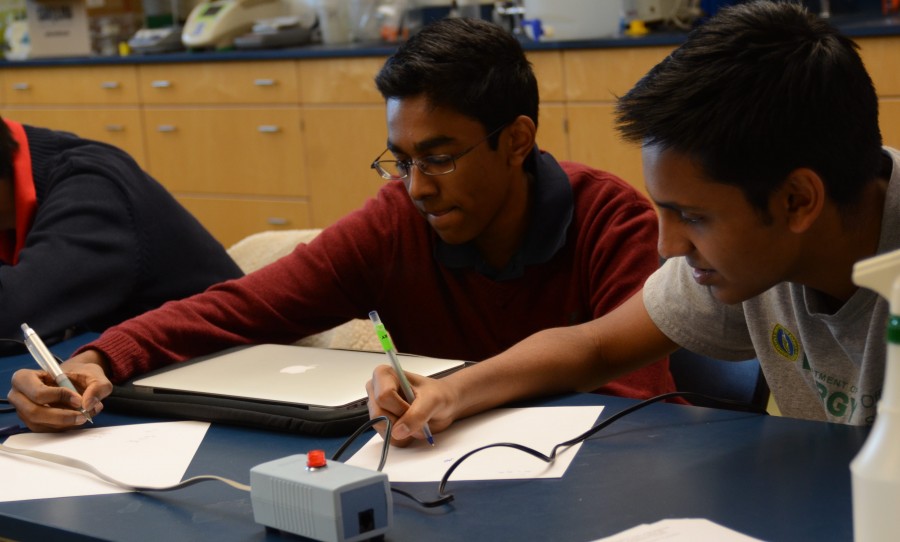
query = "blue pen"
xmin=368 ymin=311 xmax=435 ymax=446
xmin=21 ymin=323 xmax=93 ymax=424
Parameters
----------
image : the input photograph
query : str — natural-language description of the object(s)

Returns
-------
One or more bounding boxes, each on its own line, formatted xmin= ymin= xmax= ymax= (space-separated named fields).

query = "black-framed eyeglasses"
xmin=370 ymin=123 xmax=509 ymax=181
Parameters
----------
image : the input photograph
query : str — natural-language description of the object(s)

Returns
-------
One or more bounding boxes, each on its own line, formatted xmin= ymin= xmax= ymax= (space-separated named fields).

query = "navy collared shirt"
xmin=434 ymin=147 xmax=574 ymax=281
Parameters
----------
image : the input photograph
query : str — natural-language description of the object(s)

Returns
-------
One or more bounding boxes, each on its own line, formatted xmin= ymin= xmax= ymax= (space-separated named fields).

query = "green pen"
xmin=369 ymin=310 xmax=435 ymax=446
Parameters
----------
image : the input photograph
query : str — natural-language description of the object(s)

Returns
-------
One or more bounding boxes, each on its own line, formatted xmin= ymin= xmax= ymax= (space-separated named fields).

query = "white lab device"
xmin=251 ymin=452 xmax=392 ymax=542
xmin=182 ymin=0 xmax=293 ymax=49
xmin=128 ymin=0 xmax=198 ymax=54
xmin=129 ymin=26 xmax=186 ymax=54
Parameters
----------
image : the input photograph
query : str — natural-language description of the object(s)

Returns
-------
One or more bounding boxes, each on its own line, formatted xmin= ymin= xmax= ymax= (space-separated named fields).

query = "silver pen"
xmin=20 ymin=323 xmax=93 ymax=423
xmin=369 ymin=311 xmax=434 ymax=446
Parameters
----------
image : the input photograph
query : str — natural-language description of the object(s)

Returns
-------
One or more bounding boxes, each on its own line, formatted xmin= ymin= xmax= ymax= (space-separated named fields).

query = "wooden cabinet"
xmin=141 ymin=107 xmax=305 ymax=196
xmin=296 ymin=57 xmax=387 ymax=226
xmin=531 ymin=51 xmax=569 ymax=161
xmin=176 ymin=196 xmax=311 ymax=249
xmin=563 ymin=45 xmax=675 ymax=194
xmin=858 ymin=37 xmax=900 ymax=157
xmin=0 ymin=107 xmax=147 ymax=165
xmin=566 ymin=102 xmax=643 ymax=189
xmin=302 ymin=106 xmax=386 ymax=226
xmin=0 ymin=65 xmax=146 ymax=164
xmin=538 ymin=104 xmax=569 ymax=160
xmin=137 ymin=61 xmax=309 ymax=246
xmin=297 ymin=57 xmax=386 ymax=104
xmin=0 ymin=65 xmax=140 ymax=105
xmin=138 ymin=61 xmax=300 ymax=105
xmin=858 ymin=36 xmax=900 ymax=96
xmin=880 ymin=97 xmax=900 ymax=153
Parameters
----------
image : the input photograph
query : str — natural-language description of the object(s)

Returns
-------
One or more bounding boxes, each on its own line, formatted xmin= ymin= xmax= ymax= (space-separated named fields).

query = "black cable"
xmin=550 ymin=391 xmax=765 ymax=454
xmin=331 ymin=416 xmax=393 ymax=472
xmin=349 ymin=390 xmax=765 ymax=509
xmin=328 ymin=414 xmax=456 ymax=507
xmin=390 ymin=486 xmax=454 ymax=507
xmin=421 ymin=390 xmax=766 ymax=505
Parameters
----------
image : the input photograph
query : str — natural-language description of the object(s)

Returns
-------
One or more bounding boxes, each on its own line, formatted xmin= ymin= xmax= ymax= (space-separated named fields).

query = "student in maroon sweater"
xmin=9 ymin=17 xmax=676 ymax=432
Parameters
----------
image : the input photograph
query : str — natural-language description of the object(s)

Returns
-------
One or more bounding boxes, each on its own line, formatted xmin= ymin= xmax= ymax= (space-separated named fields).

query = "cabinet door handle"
xmin=151 ymin=80 xmax=172 ymax=88
xmin=257 ymin=125 xmax=281 ymax=133
xmin=12 ymin=82 xmax=30 ymax=91
xmin=253 ymin=78 xmax=276 ymax=87
xmin=266 ymin=217 xmax=289 ymax=226
xmin=156 ymin=125 xmax=177 ymax=132
xmin=104 ymin=124 xmax=125 ymax=132
xmin=100 ymin=81 xmax=121 ymax=89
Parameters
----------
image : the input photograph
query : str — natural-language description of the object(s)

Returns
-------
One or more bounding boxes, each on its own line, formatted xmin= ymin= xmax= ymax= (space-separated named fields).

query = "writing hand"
xmin=366 ymin=364 xmax=457 ymax=446
xmin=8 ymin=349 xmax=112 ymax=432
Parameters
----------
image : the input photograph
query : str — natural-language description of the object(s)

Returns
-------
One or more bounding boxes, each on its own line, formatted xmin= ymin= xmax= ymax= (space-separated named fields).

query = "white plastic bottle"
xmin=850 ymin=248 xmax=900 ymax=541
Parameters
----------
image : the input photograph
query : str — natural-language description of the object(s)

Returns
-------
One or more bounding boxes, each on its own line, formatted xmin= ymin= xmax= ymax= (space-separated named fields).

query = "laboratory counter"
xmin=1 ymin=7 xmax=899 ymax=68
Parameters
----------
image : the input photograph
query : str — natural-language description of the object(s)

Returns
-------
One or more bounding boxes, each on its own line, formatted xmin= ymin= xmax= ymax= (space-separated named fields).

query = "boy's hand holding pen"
xmin=368 ymin=311 xmax=436 ymax=446
xmin=20 ymin=323 xmax=94 ymax=424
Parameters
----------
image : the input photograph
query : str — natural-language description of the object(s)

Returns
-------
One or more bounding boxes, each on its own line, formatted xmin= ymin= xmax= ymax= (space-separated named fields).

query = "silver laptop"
xmin=132 ymin=344 xmax=467 ymax=410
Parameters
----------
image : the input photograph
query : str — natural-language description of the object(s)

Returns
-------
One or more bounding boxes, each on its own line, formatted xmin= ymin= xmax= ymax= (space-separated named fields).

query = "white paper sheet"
xmin=593 ymin=518 xmax=764 ymax=541
xmin=0 ymin=421 xmax=210 ymax=502
xmin=346 ymin=406 xmax=604 ymax=482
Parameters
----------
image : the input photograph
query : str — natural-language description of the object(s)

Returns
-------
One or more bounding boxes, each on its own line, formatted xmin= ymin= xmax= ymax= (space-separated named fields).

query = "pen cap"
xmin=368 ymin=311 xmax=396 ymax=352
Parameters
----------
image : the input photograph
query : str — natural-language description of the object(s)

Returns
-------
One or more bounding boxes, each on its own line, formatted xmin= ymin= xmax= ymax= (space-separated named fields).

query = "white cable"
xmin=0 ymin=443 xmax=251 ymax=493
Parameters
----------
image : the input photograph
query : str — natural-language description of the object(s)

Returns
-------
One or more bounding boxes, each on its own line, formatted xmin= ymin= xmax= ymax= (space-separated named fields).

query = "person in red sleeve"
xmin=9 ymin=17 xmax=676 ymax=432
xmin=0 ymin=118 xmax=242 ymax=349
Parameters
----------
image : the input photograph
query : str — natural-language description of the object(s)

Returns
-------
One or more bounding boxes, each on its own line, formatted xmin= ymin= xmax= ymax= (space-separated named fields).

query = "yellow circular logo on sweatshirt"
xmin=771 ymin=324 xmax=800 ymax=361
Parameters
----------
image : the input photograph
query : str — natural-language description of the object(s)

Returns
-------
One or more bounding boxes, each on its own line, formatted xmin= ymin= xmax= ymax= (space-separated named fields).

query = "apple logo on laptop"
xmin=280 ymin=364 xmax=318 ymax=374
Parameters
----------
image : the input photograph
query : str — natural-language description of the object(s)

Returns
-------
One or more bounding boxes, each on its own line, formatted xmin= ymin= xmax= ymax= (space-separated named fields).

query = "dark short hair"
xmin=0 ymin=117 xmax=18 ymax=182
xmin=375 ymin=17 xmax=539 ymax=147
xmin=615 ymin=0 xmax=882 ymax=213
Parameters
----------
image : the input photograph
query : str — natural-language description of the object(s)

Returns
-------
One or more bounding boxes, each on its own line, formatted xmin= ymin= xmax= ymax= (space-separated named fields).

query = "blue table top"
xmin=0 ymin=335 xmax=871 ymax=541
